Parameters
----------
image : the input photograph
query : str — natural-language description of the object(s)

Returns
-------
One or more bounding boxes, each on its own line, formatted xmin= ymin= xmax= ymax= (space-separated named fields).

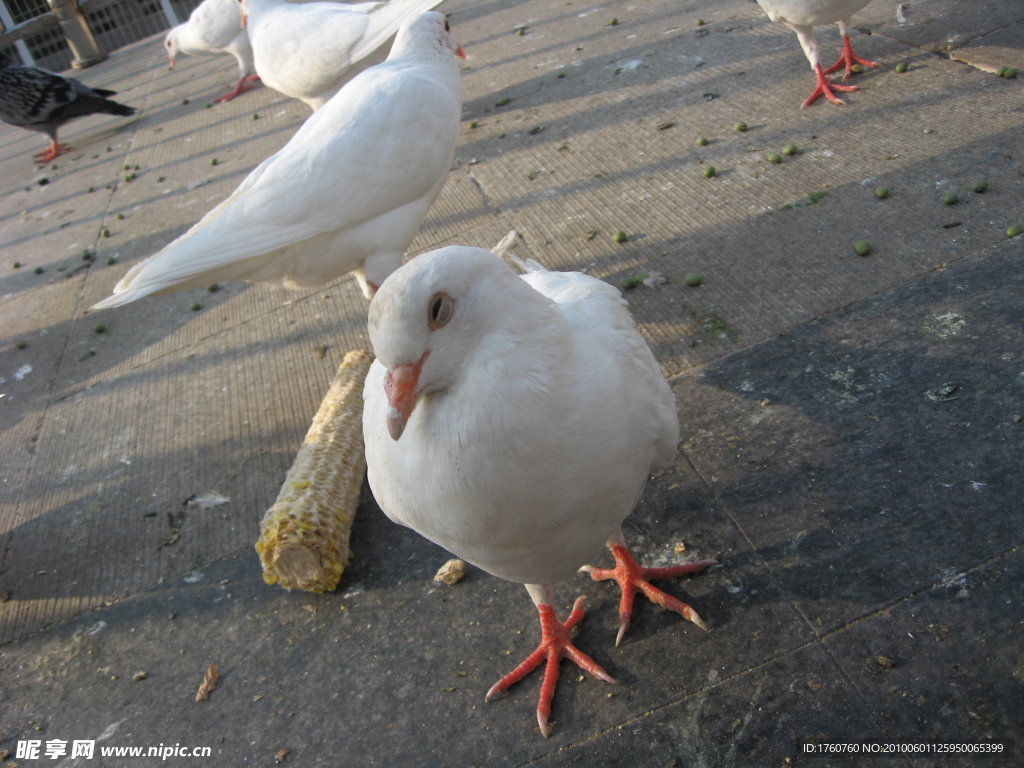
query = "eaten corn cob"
xmin=255 ymin=349 xmax=373 ymax=592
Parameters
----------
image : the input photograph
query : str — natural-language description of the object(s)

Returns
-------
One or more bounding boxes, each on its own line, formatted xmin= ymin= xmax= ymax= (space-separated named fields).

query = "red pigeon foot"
xmin=34 ymin=141 xmax=71 ymax=163
xmin=581 ymin=534 xmax=716 ymax=646
xmin=486 ymin=593 xmax=616 ymax=737
xmin=823 ymin=33 xmax=879 ymax=80
xmin=803 ymin=62 xmax=859 ymax=106
xmin=212 ymin=74 xmax=261 ymax=103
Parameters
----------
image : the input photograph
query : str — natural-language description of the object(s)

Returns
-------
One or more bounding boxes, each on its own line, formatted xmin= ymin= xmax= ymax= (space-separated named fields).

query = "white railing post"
xmin=157 ymin=0 xmax=179 ymax=26
xmin=0 ymin=2 xmax=35 ymax=65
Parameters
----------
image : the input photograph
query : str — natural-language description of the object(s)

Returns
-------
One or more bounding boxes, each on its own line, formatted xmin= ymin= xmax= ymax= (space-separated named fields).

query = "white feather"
xmin=363 ymin=246 xmax=679 ymax=586
xmin=241 ymin=0 xmax=444 ymax=111
xmin=93 ymin=12 xmax=463 ymax=309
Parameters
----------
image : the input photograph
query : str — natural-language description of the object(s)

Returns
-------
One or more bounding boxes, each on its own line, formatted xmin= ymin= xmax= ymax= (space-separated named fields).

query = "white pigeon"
xmin=755 ymin=0 xmax=878 ymax=106
xmin=363 ymin=242 xmax=716 ymax=737
xmin=92 ymin=12 xmax=464 ymax=310
xmin=240 ymin=0 xmax=445 ymax=111
xmin=165 ymin=0 xmax=259 ymax=103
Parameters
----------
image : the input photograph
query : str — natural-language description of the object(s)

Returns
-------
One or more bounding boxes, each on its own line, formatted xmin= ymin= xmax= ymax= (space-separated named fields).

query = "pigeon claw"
xmin=34 ymin=141 xmax=70 ymax=163
xmin=486 ymin=596 xmax=615 ymax=738
xmin=583 ymin=542 xmax=716 ymax=644
xmin=822 ymin=34 xmax=880 ymax=81
xmin=803 ymin=63 xmax=859 ymax=107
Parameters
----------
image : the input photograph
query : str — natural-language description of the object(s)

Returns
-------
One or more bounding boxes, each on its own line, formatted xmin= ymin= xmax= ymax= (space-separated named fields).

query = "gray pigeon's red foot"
xmin=34 ymin=141 xmax=70 ymax=163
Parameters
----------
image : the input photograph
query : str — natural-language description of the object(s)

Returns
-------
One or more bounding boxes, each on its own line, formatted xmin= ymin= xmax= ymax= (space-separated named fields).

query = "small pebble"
xmin=702 ymin=165 xmax=716 ymax=178
xmin=684 ymin=272 xmax=703 ymax=287
xmin=895 ymin=62 xmax=909 ymax=73
xmin=612 ymin=230 xmax=628 ymax=244
xmin=942 ymin=191 xmax=958 ymax=205
xmin=1007 ymin=225 xmax=1023 ymax=238
xmin=853 ymin=240 xmax=871 ymax=256
xmin=875 ymin=186 xmax=889 ymax=199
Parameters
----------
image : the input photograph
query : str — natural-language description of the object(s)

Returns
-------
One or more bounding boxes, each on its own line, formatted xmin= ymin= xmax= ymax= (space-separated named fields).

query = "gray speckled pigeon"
xmin=0 ymin=53 xmax=136 ymax=163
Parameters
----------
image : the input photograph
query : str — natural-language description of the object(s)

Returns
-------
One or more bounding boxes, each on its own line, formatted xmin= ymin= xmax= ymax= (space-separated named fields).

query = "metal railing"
xmin=0 ymin=0 xmax=203 ymax=72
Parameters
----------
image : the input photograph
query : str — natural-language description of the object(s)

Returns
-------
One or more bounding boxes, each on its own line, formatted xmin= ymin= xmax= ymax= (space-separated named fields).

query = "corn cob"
xmin=255 ymin=349 xmax=373 ymax=592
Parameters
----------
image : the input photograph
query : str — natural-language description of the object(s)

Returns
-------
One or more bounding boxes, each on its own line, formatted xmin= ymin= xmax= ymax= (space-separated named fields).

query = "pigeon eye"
xmin=444 ymin=18 xmax=450 ymax=31
xmin=427 ymin=292 xmax=454 ymax=329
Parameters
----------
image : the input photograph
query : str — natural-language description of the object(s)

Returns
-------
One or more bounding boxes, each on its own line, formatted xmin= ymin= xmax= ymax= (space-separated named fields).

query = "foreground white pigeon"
xmin=240 ymin=0 xmax=444 ymax=111
xmin=363 ymin=242 xmax=716 ymax=736
xmin=165 ymin=0 xmax=259 ymax=103
xmin=92 ymin=12 xmax=464 ymax=310
xmin=755 ymin=0 xmax=878 ymax=106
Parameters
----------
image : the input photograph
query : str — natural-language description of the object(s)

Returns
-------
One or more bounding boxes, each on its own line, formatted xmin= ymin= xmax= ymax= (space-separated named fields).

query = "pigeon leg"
xmin=803 ymin=63 xmax=860 ymax=107
xmin=34 ymin=138 xmax=71 ymax=163
xmin=822 ymin=21 xmax=879 ymax=80
xmin=788 ymin=23 xmax=859 ymax=106
xmin=581 ymin=530 xmax=716 ymax=646
xmin=486 ymin=585 xmax=615 ymax=737
xmin=213 ymin=74 xmax=260 ymax=103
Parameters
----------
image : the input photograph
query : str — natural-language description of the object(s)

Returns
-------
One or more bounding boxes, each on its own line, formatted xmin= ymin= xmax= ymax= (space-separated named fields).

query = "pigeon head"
xmin=165 ymin=28 xmax=181 ymax=67
xmin=368 ymin=246 xmax=536 ymax=440
xmin=390 ymin=11 xmax=466 ymax=63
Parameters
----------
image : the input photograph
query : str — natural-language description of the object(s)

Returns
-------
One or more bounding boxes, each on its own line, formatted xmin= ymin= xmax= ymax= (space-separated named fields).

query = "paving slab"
xmin=0 ymin=0 xmax=1023 ymax=764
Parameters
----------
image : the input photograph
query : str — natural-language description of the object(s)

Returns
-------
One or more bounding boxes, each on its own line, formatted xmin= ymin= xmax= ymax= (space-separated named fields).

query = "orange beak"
xmin=456 ymin=46 xmax=466 ymax=59
xmin=383 ymin=353 xmax=428 ymax=440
